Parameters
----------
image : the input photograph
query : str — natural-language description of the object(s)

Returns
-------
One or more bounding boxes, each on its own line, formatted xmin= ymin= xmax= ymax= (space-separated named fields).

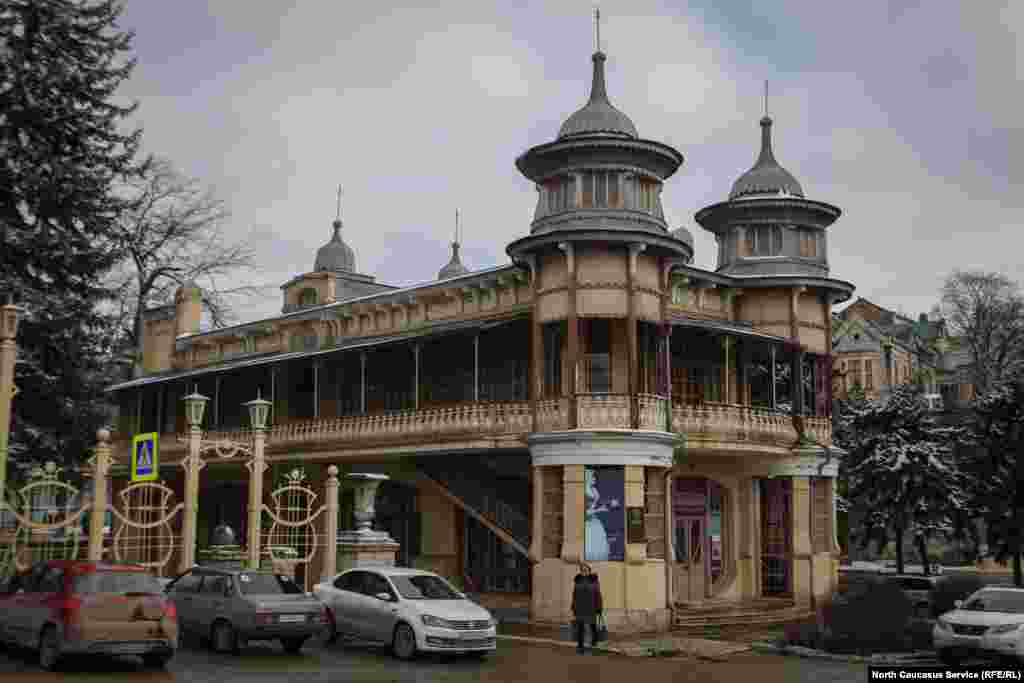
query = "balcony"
xmin=120 ymin=399 xmax=829 ymax=462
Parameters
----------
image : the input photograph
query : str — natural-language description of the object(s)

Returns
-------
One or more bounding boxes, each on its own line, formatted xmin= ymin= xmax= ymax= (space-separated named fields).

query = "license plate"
xmin=460 ymin=631 xmax=488 ymax=640
xmin=278 ymin=615 xmax=306 ymax=623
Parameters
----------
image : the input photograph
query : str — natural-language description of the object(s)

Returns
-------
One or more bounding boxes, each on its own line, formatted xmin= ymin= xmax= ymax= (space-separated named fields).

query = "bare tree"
xmin=106 ymin=158 xmax=271 ymax=349
xmin=940 ymin=270 xmax=1024 ymax=396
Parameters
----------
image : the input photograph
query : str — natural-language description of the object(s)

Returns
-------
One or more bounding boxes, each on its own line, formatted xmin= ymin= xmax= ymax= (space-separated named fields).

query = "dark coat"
xmin=571 ymin=578 xmax=603 ymax=622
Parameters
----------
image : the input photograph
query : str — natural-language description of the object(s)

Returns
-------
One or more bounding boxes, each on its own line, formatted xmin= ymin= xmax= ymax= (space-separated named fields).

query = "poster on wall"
xmin=584 ymin=466 xmax=624 ymax=562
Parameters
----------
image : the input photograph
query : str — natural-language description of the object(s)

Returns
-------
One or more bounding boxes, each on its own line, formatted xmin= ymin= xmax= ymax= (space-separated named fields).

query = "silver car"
xmin=313 ymin=568 xmax=497 ymax=660
xmin=165 ymin=568 xmax=328 ymax=654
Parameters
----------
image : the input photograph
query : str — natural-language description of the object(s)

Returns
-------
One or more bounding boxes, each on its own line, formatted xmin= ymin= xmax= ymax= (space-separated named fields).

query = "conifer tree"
xmin=0 ymin=0 xmax=142 ymax=469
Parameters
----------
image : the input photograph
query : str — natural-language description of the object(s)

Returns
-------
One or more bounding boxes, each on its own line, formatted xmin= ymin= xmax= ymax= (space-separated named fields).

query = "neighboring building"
xmin=832 ymin=297 xmax=975 ymax=412
xmin=105 ymin=39 xmax=854 ymax=629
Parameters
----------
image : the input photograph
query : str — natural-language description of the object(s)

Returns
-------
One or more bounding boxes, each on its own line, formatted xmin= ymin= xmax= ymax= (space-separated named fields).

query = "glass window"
xmin=389 ymin=574 xmax=460 ymax=600
xmin=963 ymin=590 xmax=1024 ymax=614
xmin=334 ymin=570 xmax=365 ymax=593
xmin=595 ymin=172 xmax=607 ymax=207
xmin=299 ymin=288 xmax=318 ymax=306
xmin=237 ymin=572 xmax=302 ymax=595
xmin=581 ymin=173 xmax=594 ymax=208
xmin=865 ymin=360 xmax=874 ymax=390
xmin=607 ymin=173 xmax=621 ymax=208
xmin=361 ymin=573 xmax=395 ymax=598
xmin=74 ymin=571 xmax=162 ymax=595
xmin=639 ymin=179 xmax=658 ymax=212
xmin=799 ymin=229 xmax=818 ymax=258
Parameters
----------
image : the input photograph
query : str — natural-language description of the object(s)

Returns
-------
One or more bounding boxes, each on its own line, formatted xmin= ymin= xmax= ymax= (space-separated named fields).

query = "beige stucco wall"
xmin=576 ymin=246 xmax=626 ymax=285
xmin=577 ymin=289 xmax=628 ymax=318
xmin=142 ymin=316 xmax=176 ymax=374
xmin=634 ymin=253 xmax=660 ymax=290
xmin=634 ymin=291 xmax=661 ymax=322
xmin=540 ymin=252 xmax=569 ymax=290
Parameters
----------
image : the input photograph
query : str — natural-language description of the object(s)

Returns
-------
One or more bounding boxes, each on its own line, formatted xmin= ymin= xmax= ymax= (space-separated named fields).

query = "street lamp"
xmin=0 ymin=301 xmax=21 ymax=341
xmin=244 ymin=391 xmax=272 ymax=431
xmin=182 ymin=387 xmax=209 ymax=428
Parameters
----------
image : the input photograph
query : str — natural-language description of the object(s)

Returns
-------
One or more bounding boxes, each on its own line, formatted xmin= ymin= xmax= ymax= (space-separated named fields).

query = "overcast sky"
xmin=117 ymin=1 xmax=1022 ymax=326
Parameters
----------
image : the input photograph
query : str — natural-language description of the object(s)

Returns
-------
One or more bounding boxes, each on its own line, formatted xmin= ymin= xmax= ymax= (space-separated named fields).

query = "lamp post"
xmin=180 ymin=388 xmax=209 ymax=571
xmin=244 ymin=392 xmax=272 ymax=568
xmin=0 ymin=299 xmax=23 ymax=506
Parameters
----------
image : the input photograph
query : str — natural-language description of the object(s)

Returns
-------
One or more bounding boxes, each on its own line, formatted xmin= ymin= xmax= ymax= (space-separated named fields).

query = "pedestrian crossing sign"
xmin=131 ymin=433 xmax=159 ymax=482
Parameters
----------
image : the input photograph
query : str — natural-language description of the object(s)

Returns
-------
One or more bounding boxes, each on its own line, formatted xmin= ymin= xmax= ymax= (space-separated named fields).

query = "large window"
xmin=638 ymin=178 xmax=659 ymax=213
xmin=739 ymin=225 xmax=783 ymax=257
xmin=542 ymin=322 xmax=563 ymax=398
xmin=545 ymin=176 xmax=576 ymax=214
xmin=798 ymin=229 xmax=818 ymax=258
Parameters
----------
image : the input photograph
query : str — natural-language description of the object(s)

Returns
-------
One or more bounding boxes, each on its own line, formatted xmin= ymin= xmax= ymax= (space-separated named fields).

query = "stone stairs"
xmin=672 ymin=597 xmax=813 ymax=630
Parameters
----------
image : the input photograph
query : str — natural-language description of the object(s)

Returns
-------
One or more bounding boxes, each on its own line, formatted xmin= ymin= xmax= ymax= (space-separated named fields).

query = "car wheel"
xmin=142 ymin=652 xmax=172 ymax=669
xmin=281 ymin=637 xmax=306 ymax=654
xmin=392 ymin=623 xmax=417 ymax=661
xmin=38 ymin=626 xmax=62 ymax=672
xmin=938 ymin=649 xmax=960 ymax=665
xmin=211 ymin=620 xmax=238 ymax=655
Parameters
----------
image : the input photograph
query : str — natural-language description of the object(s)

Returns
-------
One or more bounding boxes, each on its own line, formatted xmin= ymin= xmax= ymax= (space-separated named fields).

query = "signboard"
xmin=584 ymin=466 xmax=624 ymax=562
xmin=131 ymin=433 xmax=159 ymax=482
xmin=626 ymin=506 xmax=647 ymax=544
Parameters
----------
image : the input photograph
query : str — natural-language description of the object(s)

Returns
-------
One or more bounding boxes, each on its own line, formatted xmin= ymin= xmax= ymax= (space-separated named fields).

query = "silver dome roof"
xmin=670 ymin=226 xmax=694 ymax=248
xmin=558 ymin=52 xmax=637 ymax=139
xmin=729 ymin=116 xmax=804 ymax=200
xmin=437 ymin=242 xmax=469 ymax=280
xmin=314 ymin=220 xmax=355 ymax=273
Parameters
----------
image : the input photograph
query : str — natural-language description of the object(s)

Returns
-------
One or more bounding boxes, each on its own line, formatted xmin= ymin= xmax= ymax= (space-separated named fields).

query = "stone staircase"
xmin=672 ymin=597 xmax=813 ymax=631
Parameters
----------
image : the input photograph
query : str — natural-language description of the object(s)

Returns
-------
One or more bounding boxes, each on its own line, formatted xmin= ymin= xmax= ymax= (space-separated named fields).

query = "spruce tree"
xmin=0 ymin=0 xmax=142 ymax=470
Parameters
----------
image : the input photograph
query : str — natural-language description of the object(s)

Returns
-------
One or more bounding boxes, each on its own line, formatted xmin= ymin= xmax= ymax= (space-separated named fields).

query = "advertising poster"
xmin=584 ymin=466 xmax=624 ymax=562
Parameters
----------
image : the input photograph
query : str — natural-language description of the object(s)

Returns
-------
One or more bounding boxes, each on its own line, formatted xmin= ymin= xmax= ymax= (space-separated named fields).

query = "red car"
xmin=0 ymin=560 xmax=178 ymax=670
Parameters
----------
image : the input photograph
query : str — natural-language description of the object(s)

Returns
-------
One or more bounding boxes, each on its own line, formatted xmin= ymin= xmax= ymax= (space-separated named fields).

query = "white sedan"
xmin=313 ymin=567 xmax=497 ymax=660
xmin=934 ymin=586 xmax=1024 ymax=664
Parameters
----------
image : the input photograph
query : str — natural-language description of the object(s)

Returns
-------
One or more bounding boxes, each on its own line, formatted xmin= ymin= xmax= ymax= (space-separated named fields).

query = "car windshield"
xmin=390 ymin=574 xmax=461 ymax=600
xmin=73 ymin=571 xmax=163 ymax=595
xmin=236 ymin=573 xmax=303 ymax=596
xmin=962 ymin=591 xmax=1024 ymax=614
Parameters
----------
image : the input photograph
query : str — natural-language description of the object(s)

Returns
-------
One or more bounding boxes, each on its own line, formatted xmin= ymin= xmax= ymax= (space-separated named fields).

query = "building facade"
xmin=106 ymin=43 xmax=854 ymax=631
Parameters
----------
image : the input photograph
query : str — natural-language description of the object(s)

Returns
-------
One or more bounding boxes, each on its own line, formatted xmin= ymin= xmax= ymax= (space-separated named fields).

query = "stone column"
xmin=529 ymin=464 xmax=543 ymax=563
xmin=322 ymin=465 xmax=340 ymax=580
xmin=627 ymin=245 xmax=645 ymax=428
xmin=180 ymin=426 xmax=203 ymax=572
xmin=790 ymin=476 xmax=813 ymax=607
xmin=88 ymin=429 xmax=112 ymax=562
xmin=560 ymin=465 xmax=584 ymax=563
xmin=0 ymin=301 xmax=22 ymax=501
xmin=559 ymin=243 xmax=578 ymax=429
xmin=247 ymin=428 xmax=267 ymax=569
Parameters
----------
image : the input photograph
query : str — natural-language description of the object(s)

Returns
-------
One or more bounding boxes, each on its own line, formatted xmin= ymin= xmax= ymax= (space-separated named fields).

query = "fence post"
xmin=322 ymin=465 xmax=339 ymax=581
xmin=88 ymin=429 xmax=112 ymax=561
xmin=247 ymin=429 xmax=267 ymax=569
xmin=179 ymin=426 xmax=202 ymax=572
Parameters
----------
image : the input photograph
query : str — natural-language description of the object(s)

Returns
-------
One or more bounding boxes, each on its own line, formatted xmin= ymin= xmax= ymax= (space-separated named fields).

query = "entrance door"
xmin=672 ymin=478 xmax=709 ymax=603
xmin=760 ymin=478 xmax=791 ymax=596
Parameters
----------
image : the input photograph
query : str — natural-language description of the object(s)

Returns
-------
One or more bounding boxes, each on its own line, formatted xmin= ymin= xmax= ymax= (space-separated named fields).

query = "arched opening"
xmin=671 ymin=476 xmax=730 ymax=603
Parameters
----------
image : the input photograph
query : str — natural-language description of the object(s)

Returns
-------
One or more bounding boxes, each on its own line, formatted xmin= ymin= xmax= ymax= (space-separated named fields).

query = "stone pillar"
xmin=790 ymin=476 xmax=813 ymax=607
xmin=529 ymin=464 xmax=543 ymax=562
xmin=322 ymin=465 xmax=340 ymax=580
xmin=88 ymin=429 xmax=112 ymax=561
xmin=246 ymin=428 xmax=267 ymax=569
xmin=180 ymin=426 xmax=203 ymax=572
xmin=627 ymin=245 xmax=645 ymax=428
xmin=560 ymin=465 xmax=584 ymax=563
xmin=0 ymin=300 xmax=21 ymax=501
xmin=559 ymin=243 xmax=578 ymax=428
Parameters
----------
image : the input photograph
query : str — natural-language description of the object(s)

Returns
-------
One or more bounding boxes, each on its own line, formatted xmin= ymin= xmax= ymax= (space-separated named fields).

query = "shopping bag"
xmin=594 ymin=614 xmax=608 ymax=643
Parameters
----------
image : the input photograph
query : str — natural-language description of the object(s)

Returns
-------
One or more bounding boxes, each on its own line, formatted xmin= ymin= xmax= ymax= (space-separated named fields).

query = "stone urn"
xmin=347 ymin=473 xmax=389 ymax=536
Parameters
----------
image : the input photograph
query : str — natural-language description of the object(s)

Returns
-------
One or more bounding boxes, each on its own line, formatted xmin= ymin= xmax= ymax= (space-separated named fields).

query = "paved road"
xmin=0 ymin=636 xmax=873 ymax=683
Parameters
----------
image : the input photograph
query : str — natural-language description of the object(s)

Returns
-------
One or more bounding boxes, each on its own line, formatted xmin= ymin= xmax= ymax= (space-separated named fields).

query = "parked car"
xmin=886 ymin=574 xmax=942 ymax=615
xmin=0 ymin=560 xmax=177 ymax=671
xmin=164 ymin=567 xmax=327 ymax=654
xmin=933 ymin=586 xmax=1024 ymax=664
xmin=313 ymin=567 xmax=497 ymax=660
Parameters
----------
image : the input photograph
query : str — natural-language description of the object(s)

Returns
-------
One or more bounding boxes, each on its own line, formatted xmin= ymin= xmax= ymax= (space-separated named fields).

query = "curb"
xmin=750 ymin=642 xmax=938 ymax=665
xmin=496 ymin=634 xmax=625 ymax=655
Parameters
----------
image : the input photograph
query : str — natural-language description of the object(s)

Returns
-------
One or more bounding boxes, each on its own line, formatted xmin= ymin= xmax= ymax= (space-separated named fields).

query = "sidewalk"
xmin=496 ymin=623 xmax=756 ymax=661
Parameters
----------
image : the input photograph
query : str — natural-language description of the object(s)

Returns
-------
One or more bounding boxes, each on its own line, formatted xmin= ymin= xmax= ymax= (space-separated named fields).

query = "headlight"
xmin=987 ymin=624 xmax=1023 ymax=635
xmin=421 ymin=615 xmax=453 ymax=629
xmin=936 ymin=619 xmax=951 ymax=631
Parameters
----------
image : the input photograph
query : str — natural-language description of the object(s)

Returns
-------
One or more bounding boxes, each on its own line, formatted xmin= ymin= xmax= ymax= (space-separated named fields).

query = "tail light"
xmin=314 ymin=608 xmax=329 ymax=624
xmin=162 ymin=602 xmax=177 ymax=621
xmin=254 ymin=611 xmax=274 ymax=625
xmin=57 ymin=596 xmax=82 ymax=626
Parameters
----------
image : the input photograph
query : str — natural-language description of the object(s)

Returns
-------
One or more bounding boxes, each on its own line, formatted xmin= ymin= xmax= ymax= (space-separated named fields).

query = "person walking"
xmin=571 ymin=565 xmax=602 ymax=654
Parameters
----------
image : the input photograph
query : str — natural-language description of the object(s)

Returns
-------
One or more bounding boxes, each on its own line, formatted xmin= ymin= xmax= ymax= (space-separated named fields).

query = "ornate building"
xmin=106 ymin=39 xmax=854 ymax=631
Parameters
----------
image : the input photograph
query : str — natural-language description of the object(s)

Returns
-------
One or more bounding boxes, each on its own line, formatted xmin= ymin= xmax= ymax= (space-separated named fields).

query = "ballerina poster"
xmin=584 ymin=466 xmax=625 ymax=562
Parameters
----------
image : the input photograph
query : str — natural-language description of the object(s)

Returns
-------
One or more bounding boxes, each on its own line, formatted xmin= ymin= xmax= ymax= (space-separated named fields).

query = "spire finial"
xmin=764 ymin=79 xmax=768 ymax=117
xmin=595 ymin=7 xmax=601 ymax=53
xmin=331 ymin=185 xmax=343 ymax=241
xmin=455 ymin=208 xmax=460 ymax=245
xmin=335 ymin=185 xmax=342 ymax=222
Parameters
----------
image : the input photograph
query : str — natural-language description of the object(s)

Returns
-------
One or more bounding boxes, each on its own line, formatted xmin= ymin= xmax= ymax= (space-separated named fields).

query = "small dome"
xmin=670 ymin=226 xmax=694 ymax=248
xmin=729 ymin=116 xmax=804 ymax=200
xmin=314 ymin=220 xmax=355 ymax=273
xmin=211 ymin=523 xmax=237 ymax=547
xmin=438 ymin=242 xmax=469 ymax=280
xmin=559 ymin=52 xmax=638 ymax=139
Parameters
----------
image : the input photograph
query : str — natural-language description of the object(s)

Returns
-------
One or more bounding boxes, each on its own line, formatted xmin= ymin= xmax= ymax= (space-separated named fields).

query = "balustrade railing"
xmin=804 ymin=416 xmax=833 ymax=446
xmin=672 ymin=402 xmax=799 ymax=447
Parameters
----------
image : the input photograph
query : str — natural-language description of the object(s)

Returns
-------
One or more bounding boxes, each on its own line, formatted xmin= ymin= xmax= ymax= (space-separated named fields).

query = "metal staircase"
xmin=416 ymin=458 xmax=531 ymax=559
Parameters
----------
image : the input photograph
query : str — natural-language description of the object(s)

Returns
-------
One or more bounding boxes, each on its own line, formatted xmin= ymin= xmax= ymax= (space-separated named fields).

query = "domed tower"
xmin=437 ymin=210 xmax=470 ymax=280
xmin=314 ymin=218 xmax=356 ymax=274
xmin=695 ymin=114 xmax=838 ymax=278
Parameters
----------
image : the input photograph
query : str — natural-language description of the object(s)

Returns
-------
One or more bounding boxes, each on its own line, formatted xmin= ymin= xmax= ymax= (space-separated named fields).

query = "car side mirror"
xmin=375 ymin=592 xmax=392 ymax=602
xmin=954 ymin=600 xmax=963 ymax=608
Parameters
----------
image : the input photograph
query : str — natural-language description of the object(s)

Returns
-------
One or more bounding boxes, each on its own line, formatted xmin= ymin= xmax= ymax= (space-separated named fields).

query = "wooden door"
xmin=672 ymin=478 xmax=709 ymax=604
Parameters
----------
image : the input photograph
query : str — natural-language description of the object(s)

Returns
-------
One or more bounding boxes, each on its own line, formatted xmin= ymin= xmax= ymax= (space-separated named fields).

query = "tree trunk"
xmin=895 ymin=524 xmax=905 ymax=575
xmin=916 ymin=535 xmax=930 ymax=576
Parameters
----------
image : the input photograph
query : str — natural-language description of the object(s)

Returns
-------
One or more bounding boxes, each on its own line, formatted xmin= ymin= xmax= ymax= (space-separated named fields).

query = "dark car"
xmin=0 ymin=560 xmax=177 ymax=671
xmin=886 ymin=574 xmax=942 ymax=615
xmin=164 ymin=567 xmax=327 ymax=654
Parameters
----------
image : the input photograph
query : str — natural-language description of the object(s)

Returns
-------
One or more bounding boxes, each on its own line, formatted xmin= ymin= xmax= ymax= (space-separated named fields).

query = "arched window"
xmin=299 ymin=288 xmax=318 ymax=306
xmin=737 ymin=225 xmax=783 ymax=257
